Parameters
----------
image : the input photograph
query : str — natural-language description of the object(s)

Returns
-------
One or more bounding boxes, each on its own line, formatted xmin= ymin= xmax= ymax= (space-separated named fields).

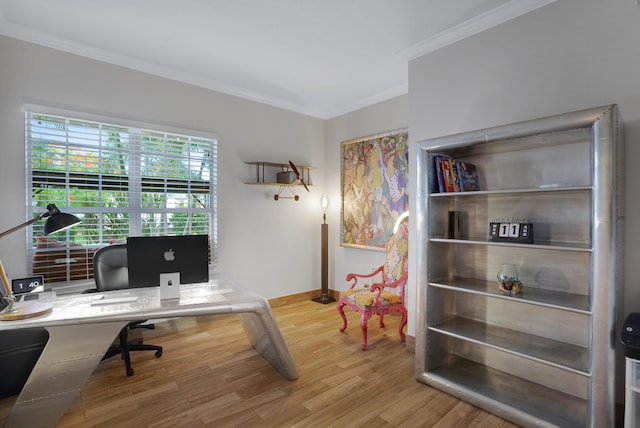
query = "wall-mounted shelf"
xmin=245 ymin=161 xmax=315 ymax=201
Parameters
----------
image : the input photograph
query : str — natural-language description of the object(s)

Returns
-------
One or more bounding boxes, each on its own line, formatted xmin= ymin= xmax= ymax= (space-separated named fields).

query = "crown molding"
xmin=0 ymin=18 xmax=401 ymax=120
xmin=397 ymin=0 xmax=557 ymax=61
xmin=0 ymin=0 xmax=556 ymax=120
xmin=0 ymin=19 xmax=329 ymax=118
xmin=323 ymin=83 xmax=409 ymax=120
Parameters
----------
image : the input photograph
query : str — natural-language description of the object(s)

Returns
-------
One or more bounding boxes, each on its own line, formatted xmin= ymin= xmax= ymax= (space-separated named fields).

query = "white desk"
xmin=0 ymin=279 xmax=298 ymax=428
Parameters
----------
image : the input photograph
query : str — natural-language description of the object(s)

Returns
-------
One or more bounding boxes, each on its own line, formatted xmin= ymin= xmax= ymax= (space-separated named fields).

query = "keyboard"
xmin=91 ymin=296 xmax=139 ymax=306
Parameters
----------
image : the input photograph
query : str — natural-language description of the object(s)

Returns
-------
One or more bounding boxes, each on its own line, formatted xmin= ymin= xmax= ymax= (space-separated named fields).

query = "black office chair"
xmin=90 ymin=244 xmax=163 ymax=376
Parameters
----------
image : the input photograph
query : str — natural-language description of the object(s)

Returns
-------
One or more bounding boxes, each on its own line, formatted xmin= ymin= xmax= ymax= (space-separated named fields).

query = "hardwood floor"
xmin=0 ymin=298 xmax=518 ymax=427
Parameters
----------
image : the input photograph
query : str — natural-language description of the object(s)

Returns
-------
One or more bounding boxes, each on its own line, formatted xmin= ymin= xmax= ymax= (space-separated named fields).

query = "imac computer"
xmin=126 ymin=235 xmax=209 ymax=288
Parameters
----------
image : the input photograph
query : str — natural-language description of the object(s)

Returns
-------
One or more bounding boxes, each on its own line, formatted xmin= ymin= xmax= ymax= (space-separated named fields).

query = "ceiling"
xmin=0 ymin=0 xmax=554 ymax=119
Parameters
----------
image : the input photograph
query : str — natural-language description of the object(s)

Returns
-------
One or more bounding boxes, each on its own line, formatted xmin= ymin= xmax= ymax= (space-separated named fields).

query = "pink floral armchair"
xmin=337 ymin=221 xmax=408 ymax=350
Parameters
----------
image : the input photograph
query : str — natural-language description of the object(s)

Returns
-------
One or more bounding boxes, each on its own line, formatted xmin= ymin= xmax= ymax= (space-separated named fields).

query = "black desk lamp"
xmin=0 ymin=204 xmax=81 ymax=319
xmin=0 ymin=203 xmax=81 ymax=239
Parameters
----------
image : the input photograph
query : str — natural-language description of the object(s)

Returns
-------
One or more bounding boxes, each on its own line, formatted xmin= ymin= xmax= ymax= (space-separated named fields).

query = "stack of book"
xmin=434 ymin=154 xmax=480 ymax=193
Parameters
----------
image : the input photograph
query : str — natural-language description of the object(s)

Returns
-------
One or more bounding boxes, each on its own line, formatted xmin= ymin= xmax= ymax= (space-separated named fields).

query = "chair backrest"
xmin=382 ymin=221 xmax=409 ymax=284
xmin=93 ymin=244 xmax=129 ymax=291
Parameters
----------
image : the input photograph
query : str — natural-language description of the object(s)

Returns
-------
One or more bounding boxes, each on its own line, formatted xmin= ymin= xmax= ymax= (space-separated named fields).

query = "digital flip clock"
xmin=11 ymin=275 xmax=44 ymax=294
xmin=488 ymin=222 xmax=533 ymax=244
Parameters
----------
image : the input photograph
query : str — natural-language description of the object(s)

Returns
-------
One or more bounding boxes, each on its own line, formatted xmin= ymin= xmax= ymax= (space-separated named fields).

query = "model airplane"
xmin=274 ymin=161 xmax=311 ymax=201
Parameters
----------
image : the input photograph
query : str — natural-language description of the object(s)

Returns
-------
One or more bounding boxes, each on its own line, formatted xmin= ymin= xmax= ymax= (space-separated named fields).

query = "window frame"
xmin=24 ymin=105 xmax=218 ymax=287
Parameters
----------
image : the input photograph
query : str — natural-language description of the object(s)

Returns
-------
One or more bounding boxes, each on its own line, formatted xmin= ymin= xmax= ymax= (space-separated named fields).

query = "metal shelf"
xmin=429 ymin=276 xmax=590 ymax=313
xmin=429 ymin=316 xmax=589 ymax=373
xmin=429 ymin=237 xmax=592 ymax=252
xmin=430 ymin=185 xmax=592 ymax=197
xmin=420 ymin=357 xmax=587 ymax=428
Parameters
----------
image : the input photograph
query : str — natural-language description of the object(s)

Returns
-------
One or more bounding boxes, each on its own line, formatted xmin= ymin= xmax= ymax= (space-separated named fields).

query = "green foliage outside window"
xmin=28 ymin=113 xmax=215 ymax=247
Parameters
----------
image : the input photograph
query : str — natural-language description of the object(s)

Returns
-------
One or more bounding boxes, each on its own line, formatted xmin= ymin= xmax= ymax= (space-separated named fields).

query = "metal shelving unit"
xmin=415 ymin=105 xmax=623 ymax=427
xmin=625 ymin=357 xmax=640 ymax=427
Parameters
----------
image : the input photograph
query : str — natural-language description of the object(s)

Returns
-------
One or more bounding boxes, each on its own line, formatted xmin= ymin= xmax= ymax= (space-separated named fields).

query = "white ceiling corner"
xmin=0 ymin=0 xmax=556 ymax=119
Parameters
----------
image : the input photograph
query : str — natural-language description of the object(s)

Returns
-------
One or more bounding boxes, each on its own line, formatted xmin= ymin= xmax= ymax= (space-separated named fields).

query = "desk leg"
xmin=4 ymin=321 xmax=126 ymax=428
xmin=236 ymin=303 xmax=299 ymax=380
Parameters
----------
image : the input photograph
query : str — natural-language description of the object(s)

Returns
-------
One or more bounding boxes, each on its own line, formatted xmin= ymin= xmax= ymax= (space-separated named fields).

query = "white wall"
xmin=408 ymin=0 xmax=640 ymax=401
xmin=0 ymin=35 xmax=411 ymax=307
xmin=325 ymin=95 xmax=408 ymax=314
xmin=0 ymin=35 xmax=326 ymax=299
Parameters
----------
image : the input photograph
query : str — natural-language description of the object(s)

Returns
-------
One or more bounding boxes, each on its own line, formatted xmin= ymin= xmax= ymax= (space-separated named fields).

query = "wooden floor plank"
xmin=0 ymin=299 xmax=519 ymax=427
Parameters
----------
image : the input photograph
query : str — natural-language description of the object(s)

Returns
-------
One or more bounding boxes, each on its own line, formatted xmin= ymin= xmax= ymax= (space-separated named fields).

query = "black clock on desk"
xmin=12 ymin=275 xmax=44 ymax=294
xmin=489 ymin=222 xmax=533 ymax=244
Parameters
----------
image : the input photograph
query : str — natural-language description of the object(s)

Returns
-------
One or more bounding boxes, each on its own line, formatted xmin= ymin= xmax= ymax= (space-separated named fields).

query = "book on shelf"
xmin=455 ymin=160 xmax=480 ymax=191
xmin=433 ymin=154 xmax=448 ymax=193
xmin=434 ymin=154 xmax=456 ymax=192
xmin=433 ymin=155 xmax=480 ymax=192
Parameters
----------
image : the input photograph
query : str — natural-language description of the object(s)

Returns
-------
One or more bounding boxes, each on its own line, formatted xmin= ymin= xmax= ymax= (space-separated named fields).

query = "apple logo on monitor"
xmin=164 ymin=248 xmax=175 ymax=262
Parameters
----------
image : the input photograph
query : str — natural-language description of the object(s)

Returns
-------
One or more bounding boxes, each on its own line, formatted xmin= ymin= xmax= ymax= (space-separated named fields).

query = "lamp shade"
xmin=0 ymin=203 xmax=81 ymax=239
xmin=43 ymin=205 xmax=81 ymax=236
xmin=320 ymin=194 xmax=329 ymax=211
xmin=320 ymin=195 xmax=329 ymax=224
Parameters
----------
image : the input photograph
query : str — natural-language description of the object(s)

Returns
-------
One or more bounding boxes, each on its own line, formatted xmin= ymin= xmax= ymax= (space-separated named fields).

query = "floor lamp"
xmin=313 ymin=195 xmax=335 ymax=304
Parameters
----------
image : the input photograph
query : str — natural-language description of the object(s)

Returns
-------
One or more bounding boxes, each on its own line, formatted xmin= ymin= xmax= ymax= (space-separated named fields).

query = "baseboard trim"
xmin=405 ymin=335 xmax=415 ymax=352
xmin=268 ymin=289 xmax=338 ymax=308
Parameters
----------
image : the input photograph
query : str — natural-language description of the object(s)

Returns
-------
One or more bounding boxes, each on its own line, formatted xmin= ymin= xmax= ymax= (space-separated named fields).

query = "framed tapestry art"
xmin=341 ymin=128 xmax=409 ymax=250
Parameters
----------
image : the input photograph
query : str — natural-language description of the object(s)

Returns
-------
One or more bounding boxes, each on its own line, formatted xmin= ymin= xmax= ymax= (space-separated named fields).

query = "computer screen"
xmin=126 ymin=235 xmax=209 ymax=288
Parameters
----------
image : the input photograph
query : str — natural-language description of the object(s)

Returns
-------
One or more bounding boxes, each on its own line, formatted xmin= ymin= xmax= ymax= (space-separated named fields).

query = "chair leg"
xmin=398 ymin=310 xmax=408 ymax=342
xmin=360 ymin=312 xmax=370 ymax=351
xmin=128 ymin=343 xmax=163 ymax=357
xmin=379 ymin=314 xmax=385 ymax=328
xmin=337 ymin=300 xmax=348 ymax=332
xmin=102 ymin=324 xmax=162 ymax=377
xmin=134 ymin=323 xmax=155 ymax=330
xmin=102 ymin=346 xmax=123 ymax=361
xmin=119 ymin=328 xmax=135 ymax=377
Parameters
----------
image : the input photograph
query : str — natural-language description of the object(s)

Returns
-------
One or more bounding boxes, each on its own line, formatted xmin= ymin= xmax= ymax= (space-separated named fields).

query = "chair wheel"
xmin=155 ymin=349 xmax=163 ymax=358
xmin=126 ymin=367 xmax=134 ymax=377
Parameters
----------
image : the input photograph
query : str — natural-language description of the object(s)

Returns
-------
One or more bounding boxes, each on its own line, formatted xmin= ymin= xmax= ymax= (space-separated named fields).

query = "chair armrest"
xmin=370 ymin=271 xmax=408 ymax=305
xmin=369 ymin=271 xmax=408 ymax=292
xmin=345 ymin=265 xmax=383 ymax=289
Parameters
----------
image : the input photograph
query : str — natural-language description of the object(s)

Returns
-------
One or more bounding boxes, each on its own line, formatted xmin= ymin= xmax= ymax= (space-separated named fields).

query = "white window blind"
xmin=25 ymin=110 xmax=217 ymax=285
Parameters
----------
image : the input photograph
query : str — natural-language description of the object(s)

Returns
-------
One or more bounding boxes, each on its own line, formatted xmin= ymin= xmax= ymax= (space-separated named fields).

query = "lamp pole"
xmin=313 ymin=195 xmax=335 ymax=304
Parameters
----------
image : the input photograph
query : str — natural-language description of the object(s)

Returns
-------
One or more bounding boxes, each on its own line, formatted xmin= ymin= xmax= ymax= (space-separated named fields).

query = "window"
xmin=25 ymin=110 xmax=217 ymax=285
